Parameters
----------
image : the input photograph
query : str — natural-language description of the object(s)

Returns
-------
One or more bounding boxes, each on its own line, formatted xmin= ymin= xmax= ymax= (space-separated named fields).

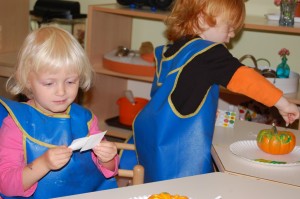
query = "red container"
xmin=296 ymin=3 xmax=300 ymax=17
xmin=117 ymin=97 xmax=149 ymax=126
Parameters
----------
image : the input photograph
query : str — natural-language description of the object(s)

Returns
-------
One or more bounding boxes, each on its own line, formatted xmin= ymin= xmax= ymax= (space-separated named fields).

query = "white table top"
xmin=212 ymin=119 xmax=300 ymax=187
xmin=54 ymin=172 xmax=300 ymax=199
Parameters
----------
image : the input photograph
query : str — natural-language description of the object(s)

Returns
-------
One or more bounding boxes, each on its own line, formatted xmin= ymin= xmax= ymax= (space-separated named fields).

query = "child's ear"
xmin=196 ymin=13 xmax=210 ymax=30
xmin=26 ymin=80 xmax=32 ymax=90
xmin=197 ymin=13 xmax=205 ymax=26
xmin=195 ymin=13 xmax=210 ymax=32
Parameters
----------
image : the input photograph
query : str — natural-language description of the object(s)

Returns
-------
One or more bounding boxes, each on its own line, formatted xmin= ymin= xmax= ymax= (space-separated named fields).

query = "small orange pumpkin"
xmin=148 ymin=192 xmax=188 ymax=199
xmin=256 ymin=125 xmax=296 ymax=155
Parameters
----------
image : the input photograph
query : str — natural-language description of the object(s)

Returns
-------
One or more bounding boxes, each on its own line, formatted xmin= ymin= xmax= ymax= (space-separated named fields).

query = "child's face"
xmin=200 ymin=16 xmax=235 ymax=43
xmin=27 ymin=67 xmax=80 ymax=115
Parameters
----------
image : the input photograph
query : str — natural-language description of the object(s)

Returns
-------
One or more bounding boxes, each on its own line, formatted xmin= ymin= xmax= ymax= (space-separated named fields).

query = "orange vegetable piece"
xmin=148 ymin=192 xmax=188 ymax=199
xmin=257 ymin=126 xmax=296 ymax=155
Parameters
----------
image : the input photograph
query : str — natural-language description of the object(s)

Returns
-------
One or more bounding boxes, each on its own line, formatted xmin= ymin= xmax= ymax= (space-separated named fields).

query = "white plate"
xmin=265 ymin=13 xmax=300 ymax=22
xmin=129 ymin=196 xmax=150 ymax=199
xmin=229 ymin=140 xmax=300 ymax=166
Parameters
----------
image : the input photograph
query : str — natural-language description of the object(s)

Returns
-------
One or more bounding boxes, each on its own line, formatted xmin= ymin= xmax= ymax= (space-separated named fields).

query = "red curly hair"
xmin=164 ymin=0 xmax=246 ymax=41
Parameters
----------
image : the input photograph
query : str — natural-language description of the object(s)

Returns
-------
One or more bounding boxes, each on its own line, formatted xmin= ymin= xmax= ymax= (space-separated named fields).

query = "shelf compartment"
xmin=244 ymin=15 xmax=300 ymax=34
xmin=89 ymin=4 xmax=168 ymax=21
xmin=103 ymin=50 xmax=155 ymax=78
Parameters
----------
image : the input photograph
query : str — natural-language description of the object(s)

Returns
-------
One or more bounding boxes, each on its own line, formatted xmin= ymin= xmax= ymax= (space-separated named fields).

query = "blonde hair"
xmin=6 ymin=26 xmax=94 ymax=98
xmin=165 ymin=0 xmax=246 ymax=41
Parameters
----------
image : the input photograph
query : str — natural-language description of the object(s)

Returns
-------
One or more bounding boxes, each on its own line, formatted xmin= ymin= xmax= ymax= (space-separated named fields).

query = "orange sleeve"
xmin=227 ymin=66 xmax=283 ymax=107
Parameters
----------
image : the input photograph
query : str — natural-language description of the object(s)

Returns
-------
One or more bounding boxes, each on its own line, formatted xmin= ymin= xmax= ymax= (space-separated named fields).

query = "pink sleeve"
xmin=89 ymin=114 xmax=120 ymax=178
xmin=0 ymin=116 xmax=37 ymax=197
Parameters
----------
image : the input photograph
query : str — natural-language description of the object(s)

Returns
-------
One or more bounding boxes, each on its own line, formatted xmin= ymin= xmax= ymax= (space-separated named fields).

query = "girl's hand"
xmin=42 ymin=146 xmax=73 ymax=170
xmin=92 ymin=140 xmax=117 ymax=163
xmin=22 ymin=146 xmax=72 ymax=190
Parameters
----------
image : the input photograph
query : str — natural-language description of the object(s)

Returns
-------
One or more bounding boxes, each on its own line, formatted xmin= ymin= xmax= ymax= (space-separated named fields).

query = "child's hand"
xmin=43 ymin=146 xmax=73 ymax=170
xmin=278 ymin=105 xmax=299 ymax=125
xmin=92 ymin=140 xmax=117 ymax=163
xmin=275 ymin=97 xmax=300 ymax=125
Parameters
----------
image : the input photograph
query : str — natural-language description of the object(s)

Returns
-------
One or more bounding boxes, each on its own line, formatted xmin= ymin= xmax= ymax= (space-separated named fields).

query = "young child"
xmin=132 ymin=0 xmax=300 ymax=182
xmin=0 ymin=26 xmax=119 ymax=198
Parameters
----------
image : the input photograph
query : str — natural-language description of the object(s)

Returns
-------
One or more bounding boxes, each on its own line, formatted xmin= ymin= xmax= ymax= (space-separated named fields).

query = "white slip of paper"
xmin=68 ymin=131 xmax=107 ymax=152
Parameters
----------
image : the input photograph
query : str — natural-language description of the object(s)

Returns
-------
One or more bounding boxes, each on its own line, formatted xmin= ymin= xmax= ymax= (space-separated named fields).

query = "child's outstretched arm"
xmin=227 ymin=66 xmax=300 ymax=124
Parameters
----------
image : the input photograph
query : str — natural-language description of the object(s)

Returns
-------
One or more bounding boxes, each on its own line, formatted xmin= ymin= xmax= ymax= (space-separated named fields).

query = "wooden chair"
xmin=113 ymin=138 xmax=144 ymax=186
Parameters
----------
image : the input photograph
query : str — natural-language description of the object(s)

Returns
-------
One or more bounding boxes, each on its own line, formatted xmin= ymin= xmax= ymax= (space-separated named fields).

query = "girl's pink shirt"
xmin=0 ymin=113 xmax=119 ymax=197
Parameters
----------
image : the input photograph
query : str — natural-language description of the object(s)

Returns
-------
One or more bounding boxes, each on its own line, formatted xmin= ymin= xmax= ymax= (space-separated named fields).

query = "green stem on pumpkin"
xmin=272 ymin=123 xmax=278 ymax=134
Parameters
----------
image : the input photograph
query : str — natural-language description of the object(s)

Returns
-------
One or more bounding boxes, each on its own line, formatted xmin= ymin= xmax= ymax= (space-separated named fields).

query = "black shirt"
xmin=164 ymin=37 xmax=242 ymax=115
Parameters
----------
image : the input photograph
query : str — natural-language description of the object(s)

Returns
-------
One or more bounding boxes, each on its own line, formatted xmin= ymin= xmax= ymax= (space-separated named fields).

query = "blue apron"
xmin=133 ymin=38 xmax=219 ymax=182
xmin=0 ymin=97 xmax=117 ymax=199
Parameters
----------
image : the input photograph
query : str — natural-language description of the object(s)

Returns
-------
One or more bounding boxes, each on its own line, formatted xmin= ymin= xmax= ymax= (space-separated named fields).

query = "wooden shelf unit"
xmin=85 ymin=3 xmax=300 ymax=126
xmin=86 ymin=4 xmax=166 ymax=83
xmin=86 ymin=4 xmax=300 ymax=81
xmin=0 ymin=0 xmax=29 ymax=78
xmin=85 ymin=4 xmax=165 ymax=124
xmin=244 ymin=15 xmax=300 ymax=34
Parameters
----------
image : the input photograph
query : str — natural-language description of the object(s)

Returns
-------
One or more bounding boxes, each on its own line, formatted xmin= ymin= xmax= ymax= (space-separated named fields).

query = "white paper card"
xmin=68 ymin=131 xmax=107 ymax=152
xmin=68 ymin=137 xmax=89 ymax=151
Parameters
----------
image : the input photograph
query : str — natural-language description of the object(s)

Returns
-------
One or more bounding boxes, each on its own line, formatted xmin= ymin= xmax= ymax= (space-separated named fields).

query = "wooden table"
xmin=54 ymin=172 xmax=300 ymax=199
xmin=212 ymin=119 xmax=300 ymax=187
